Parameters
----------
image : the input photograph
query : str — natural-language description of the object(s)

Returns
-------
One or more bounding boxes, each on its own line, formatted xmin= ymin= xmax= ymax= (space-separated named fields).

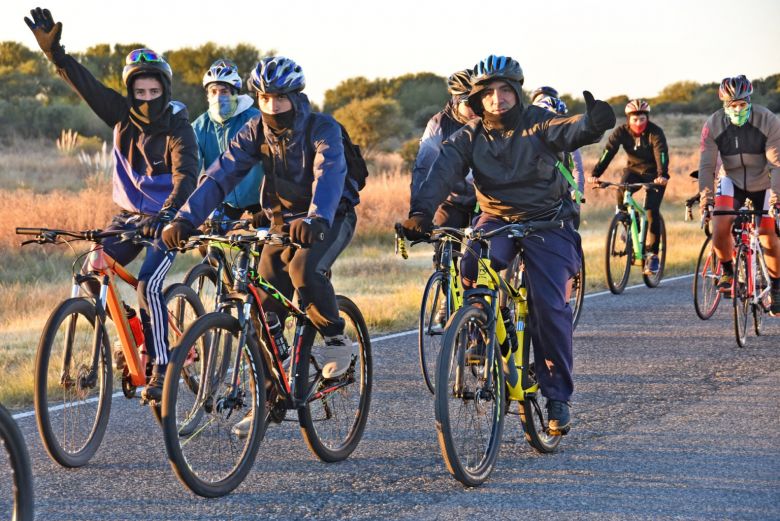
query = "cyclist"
xmin=588 ymin=99 xmax=670 ymax=274
xmin=24 ymin=8 xmax=198 ymax=402
xmin=193 ymin=59 xmax=264 ymax=229
xmin=698 ymin=75 xmax=780 ymax=314
xmin=402 ymin=54 xmax=616 ymax=434
xmin=162 ymin=56 xmax=359 ymax=383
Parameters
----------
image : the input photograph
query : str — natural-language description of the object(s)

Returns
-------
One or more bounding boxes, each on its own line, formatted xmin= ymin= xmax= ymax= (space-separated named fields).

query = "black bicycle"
xmin=0 ymin=404 xmax=33 ymax=521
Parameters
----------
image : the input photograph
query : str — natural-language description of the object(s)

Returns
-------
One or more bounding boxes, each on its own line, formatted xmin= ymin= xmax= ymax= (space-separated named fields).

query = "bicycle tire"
xmin=434 ymin=304 xmax=505 ymax=487
xmin=570 ymin=255 xmax=585 ymax=330
xmin=161 ymin=312 xmax=266 ymax=498
xmin=693 ymin=236 xmax=722 ymax=320
xmin=0 ymin=403 xmax=34 ymax=521
xmin=419 ymin=271 xmax=448 ymax=394
xmin=733 ymin=246 xmax=750 ymax=347
xmin=518 ymin=333 xmax=562 ymax=453
xmin=34 ymin=297 xmax=112 ymax=468
xmin=643 ymin=214 xmax=666 ymax=288
xmin=299 ymin=295 xmax=373 ymax=462
xmin=605 ymin=213 xmax=632 ymax=294
xmin=183 ymin=262 xmax=220 ymax=312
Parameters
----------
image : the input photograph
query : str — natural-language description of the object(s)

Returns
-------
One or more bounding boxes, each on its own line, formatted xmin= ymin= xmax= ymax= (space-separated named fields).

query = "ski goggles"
xmin=126 ymin=49 xmax=164 ymax=65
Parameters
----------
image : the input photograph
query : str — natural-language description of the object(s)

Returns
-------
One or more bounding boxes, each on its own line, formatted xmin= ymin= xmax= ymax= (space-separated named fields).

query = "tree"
xmin=653 ymin=81 xmax=700 ymax=105
xmin=388 ymin=72 xmax=447 ymax=117
xmin=323 ymin=76 xmax=387 ymax=114
xmin=333 ymin=96 xmax=409 ymax=157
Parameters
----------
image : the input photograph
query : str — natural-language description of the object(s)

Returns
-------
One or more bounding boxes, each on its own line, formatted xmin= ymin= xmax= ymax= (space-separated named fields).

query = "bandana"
xmin=629 ymin=121 xmax=648 ymax=135
xmin=724 ymin=103 xmax=751 ymax=127
xmin=208 ymin=94 xmax=238 ymax=123
xmin=262 ymin=109 xmax=295 ymax=133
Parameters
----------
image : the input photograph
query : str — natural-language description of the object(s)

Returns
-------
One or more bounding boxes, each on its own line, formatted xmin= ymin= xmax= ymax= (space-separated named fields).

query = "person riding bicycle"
xmin=162 ymin=56 xmax=359 ymax=382
xmin=698 ymin=75 xmax=780 ymax=314
xmin=192 ymin=59 xmax=264 ymax=231
xmin=24 ymin=8 xmax=198 ymax=402
xmin=588 ymin=99 xmax=670 ymax=274
xmin=402 ymin=54 xmax=616 ymax=434
xmin=531 ymin=86 xmax=586 ymax=229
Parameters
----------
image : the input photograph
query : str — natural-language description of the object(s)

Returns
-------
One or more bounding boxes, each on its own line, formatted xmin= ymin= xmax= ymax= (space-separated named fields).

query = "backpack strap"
xmin=529 ymin=133 xmax=583 ymax=205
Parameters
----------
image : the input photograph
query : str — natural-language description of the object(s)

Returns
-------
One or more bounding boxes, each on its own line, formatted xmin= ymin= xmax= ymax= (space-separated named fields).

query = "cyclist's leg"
xmin=713 ymin=177 xmax=739 ymax=263
xmin=616 ymin=169 xmax=641 ymax=209
xmin=643 ymin=172 xmax=666 ymax=255
xmin=459 ymin=213 xmax=515 ymax=287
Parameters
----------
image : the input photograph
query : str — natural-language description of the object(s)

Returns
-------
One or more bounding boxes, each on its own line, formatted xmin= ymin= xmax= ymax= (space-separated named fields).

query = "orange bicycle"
xmin=16 ymin=227 xmax=205 ymax=467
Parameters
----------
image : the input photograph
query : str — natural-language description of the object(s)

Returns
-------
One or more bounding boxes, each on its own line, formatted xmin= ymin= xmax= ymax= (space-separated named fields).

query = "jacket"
xmin=592 ymin=121 xmax=669 ymax=178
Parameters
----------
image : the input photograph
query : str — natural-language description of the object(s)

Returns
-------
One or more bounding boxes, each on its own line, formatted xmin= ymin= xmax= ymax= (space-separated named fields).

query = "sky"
xmin=3 ymin=0 xmax=780 ymax=106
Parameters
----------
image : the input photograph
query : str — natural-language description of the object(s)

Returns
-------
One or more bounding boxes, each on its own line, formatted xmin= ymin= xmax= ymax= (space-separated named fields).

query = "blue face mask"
xmin=724 ymin=103 xmax=751 ymax=127
xmin=208 ymin=94 xmax=238 ymax=123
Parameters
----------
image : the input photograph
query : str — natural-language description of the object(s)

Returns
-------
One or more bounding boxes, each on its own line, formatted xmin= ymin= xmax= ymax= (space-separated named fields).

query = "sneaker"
xmin=644 ymin=254 xmax=660 ymax=275
xmin=770 ymin=288 xmax=780 ymax=316
xmin=717 ymin=273 xmax=734 ymax=297
xmin=314 ymin=334 xmax=353 ymax=379
xmin=232 ymin=410 xmax=253 ymax=439
xmin=141 ymin=365 xmax=165 ymax=403
xmin=547 ymin=399 xmax=571 ymax=435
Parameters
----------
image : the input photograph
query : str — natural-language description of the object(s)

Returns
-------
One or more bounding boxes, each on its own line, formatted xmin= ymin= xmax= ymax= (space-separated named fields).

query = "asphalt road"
xmin=7 ymin=275 xmax=780 ymax=520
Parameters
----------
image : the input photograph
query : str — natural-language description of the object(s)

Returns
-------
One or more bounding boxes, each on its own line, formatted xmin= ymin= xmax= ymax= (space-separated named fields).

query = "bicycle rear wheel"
xmin=605 ymin=213 xmax=632 ymax=294
xmin=183 ymin=262 xmax=221 ymax=312
xmin=299 ymin=296 xmax=372 ymax=462
xmin=434 ymin=304 xmax=505 ymax=487
xmin=0 ymin=403 xmax=34 ymax=521
xmin=519 ymin=333 xmax=562 ymax=453
xmin=733 ymin=246 xmax=750 ymax=347
xmin=419 ymin=271 xmax=448 ymax=394
xmin=693 ymin=236 xmax=722 ymax=320
xmin=569 ymin=255 xmax=585 ymax=330
xmin=162 ymin=312 xmax=265 ymax=498
xmin=35 ymin=297 xmax=112 ymax=467
xmin=643 ymin=214 xmax=666 ymax=288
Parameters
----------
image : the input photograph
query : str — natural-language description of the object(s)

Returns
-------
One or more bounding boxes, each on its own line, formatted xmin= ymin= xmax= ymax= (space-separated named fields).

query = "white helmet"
xmin=202 ymin=59 xmax=242 ymax=90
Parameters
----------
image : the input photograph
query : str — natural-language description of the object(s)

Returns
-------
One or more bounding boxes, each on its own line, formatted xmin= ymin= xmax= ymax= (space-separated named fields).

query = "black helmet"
xmin=121 ymin=48 xmax=172 ymax=90
xmin=447 ymin=68 xmax=473 ymax=98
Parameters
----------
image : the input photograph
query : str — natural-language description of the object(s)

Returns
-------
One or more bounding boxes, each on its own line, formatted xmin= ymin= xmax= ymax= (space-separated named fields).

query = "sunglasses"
xmin=126 ymin=49 xmax=164 ymax=65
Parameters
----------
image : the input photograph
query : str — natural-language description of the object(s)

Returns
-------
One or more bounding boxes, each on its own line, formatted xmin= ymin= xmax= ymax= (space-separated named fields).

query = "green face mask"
xmin=724 ymin=103 xmax=751 ymax=127
xmin=208 ymin=93 xmax=238 ymax=123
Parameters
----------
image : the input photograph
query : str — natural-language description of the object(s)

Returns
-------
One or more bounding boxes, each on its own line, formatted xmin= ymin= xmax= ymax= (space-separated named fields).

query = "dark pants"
xmin=617 ymin=169 xmax=665 ymax=254
xmin=461 ymin=213 xmax=581 ymax=402
xmin=258 ymin=211 xmax=356 ymax=337
xmin=84 ymin=213 xmax=176 ymax=366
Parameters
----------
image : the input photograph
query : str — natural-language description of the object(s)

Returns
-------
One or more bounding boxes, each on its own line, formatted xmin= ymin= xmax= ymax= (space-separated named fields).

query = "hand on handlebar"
xmin=162 ymin=218 xmax=196 ymax=250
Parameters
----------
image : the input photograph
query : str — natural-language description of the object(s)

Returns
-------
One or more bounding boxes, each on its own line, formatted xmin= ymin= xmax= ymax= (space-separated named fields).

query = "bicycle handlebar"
xmin=594 ymin=181 xmax=663 ymax=190
xmin=466 ymin=220 xmax=565 ymax=242
xmin=711 ymin=209 xmax=768 ymax=217
xmin=180 ymin=229 xmax=301 ymax=252
xmin=15 ymin=227 xmax=141 ymax=246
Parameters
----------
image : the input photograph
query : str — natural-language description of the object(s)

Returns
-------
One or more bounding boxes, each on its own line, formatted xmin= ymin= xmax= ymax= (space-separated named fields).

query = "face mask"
xmin=724 ymin=103 xmax=751 ymax=126
xmin=629 ymin=120 xmax=648 ymax=135
xmin=130 ymin=96 xmax=168 ymax=124
xmin=262 ymin=109 xmax=295 ymax=133
xmin=208 ymin=94 xmax=238 ymax=123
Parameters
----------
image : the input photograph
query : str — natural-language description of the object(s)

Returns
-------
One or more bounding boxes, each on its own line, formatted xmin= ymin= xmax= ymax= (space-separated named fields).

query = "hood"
xmin=260 ymin=91 xmax=312 ymax=142
xmin=467 ymin=78 xmax=523 ymax=117
xmin=233 ymin=94 xmax=256 ymax=118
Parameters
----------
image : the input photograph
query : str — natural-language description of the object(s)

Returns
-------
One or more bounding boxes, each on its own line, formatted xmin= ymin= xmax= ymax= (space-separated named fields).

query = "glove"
xmin=583 ymin=91 xmax=616 ymax=134
xmin=140 ymin=207 xmax=177 ymax=239
xmin=401 ymin=213 xmax=433 ymax=241
xmin=289 ymin=217 xmax=327 ymax=247
xmin=23 ymin=8 xmax=63 ymax=62
xmin=251 ymin=211 xmax=270 ymax=230
xmin=162 ymin=218 xmax=196 ymax=250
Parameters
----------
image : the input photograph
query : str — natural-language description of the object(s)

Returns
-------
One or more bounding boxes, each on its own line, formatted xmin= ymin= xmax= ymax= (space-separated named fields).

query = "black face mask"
xmin=483 ymin=103 xmax=522 ymax=130
xmin=130 ymin=96 xmax=168 ymax=125
xmin=262 ymin=109 xmax=295 ymax=133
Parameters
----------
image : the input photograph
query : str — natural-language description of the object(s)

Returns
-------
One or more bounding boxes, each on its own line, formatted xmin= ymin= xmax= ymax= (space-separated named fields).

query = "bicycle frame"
xmin=731 ymin=212 xmax=771 ymax=307
xmin=622 ymin=190 xmax=649 ymax=264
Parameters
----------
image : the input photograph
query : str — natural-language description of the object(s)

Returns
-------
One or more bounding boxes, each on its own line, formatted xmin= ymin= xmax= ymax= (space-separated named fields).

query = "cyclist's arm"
xmin=765 ymin=111 xmax=780 ymax=198
xmin=591 ymin=126 xmax=623 ymax=178
xmin=698 ymin=115 xmax=720 ymax=199
xmin=410 ymin=116 xmax=444 ymax=201
xmin=308 ymin=114 xmax=347 ymax=226
xmin=650 ymin=127 xmax=670 ymax=179
xmin=191 ymin=114 xmax=208 ymax=174
xmin=164 ymin=117 xmax=199 ymax=210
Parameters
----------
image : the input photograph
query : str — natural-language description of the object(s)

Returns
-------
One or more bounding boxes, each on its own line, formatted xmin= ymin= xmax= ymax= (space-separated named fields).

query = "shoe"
xmin=770 ymin=288 xmax=780 ymax=316
xmin=547 ymin=399 xmax=571 ymax=435
xmin=717 ymin=273 xmax=733 ymax=297
xmin=644 ymin=254 xmax=660 ymax=275
xmin=141 ymin=365 xmax=165 ymax=403
xmin=314 ymin=334 xmax=353 ymax=379
xmin=232 ymin=410 xmax=253 ymax=439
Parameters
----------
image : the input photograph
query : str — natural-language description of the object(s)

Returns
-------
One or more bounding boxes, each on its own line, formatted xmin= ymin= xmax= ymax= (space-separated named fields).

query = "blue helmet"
xmin=534 ymin=95 xmax=568 ymax=115
xmin=248 ymin=56 xmax=305 ymax=94
xmin=203 ymin=59 xmax=242 ymax=90
xmin=471 ymin=55 xmax=524 ymax=86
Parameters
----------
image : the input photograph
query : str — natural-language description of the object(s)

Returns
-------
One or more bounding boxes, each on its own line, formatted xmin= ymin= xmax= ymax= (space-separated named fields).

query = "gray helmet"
xmin=121 ymin=48 xmax=172 ymax=91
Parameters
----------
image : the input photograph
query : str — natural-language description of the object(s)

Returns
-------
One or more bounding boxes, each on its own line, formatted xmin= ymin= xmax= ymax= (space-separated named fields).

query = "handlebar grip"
xmin=16 ymin=227 xmax=43 ymax=235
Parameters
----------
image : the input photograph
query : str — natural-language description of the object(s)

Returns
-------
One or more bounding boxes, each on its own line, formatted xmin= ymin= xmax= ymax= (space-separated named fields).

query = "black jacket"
xmin=592 ymin=121 xmax=669 ymax=178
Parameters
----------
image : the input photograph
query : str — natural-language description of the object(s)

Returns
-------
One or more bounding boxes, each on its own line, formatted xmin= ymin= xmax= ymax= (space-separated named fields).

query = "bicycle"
xmin=596 ymin=181 xmax=667 ymax=294
xmin=434 ymin=220 xmax=566 ymax=487
xmin=712 ymin=206 xmax=773 ymax=347
xmin=394 ymin=224 xmax=466 ymax=394
xmin=162 ymin=230 xmax=372 ymax=497
xmin=15 ymin=227 xmax=205 ymax=468
xmin=684 ymin=195 xmax=723 ymax=320
xmin=0 ymin=403 xmax=34 ymax=521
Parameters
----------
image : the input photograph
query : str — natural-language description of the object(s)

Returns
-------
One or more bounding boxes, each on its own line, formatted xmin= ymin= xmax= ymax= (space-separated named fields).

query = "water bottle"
xmin=266 ymin=312 xmax=290 ymax=360
xmin=125 ymin=305 xmax=145 ymax=350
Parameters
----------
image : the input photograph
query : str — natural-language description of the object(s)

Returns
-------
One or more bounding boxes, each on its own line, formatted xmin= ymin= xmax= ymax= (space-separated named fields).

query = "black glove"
xmin=141 ymin=207 xmax=177 ymax=239
xmin=251 ymin=211 xmax=270 ymax=230
xmin=583 ymin=90 xmax=616 ymax=134
xmin=23 ymin=8 xmax=63 ymax=62
xmin=289 ymin=217 xmax=327 ymax=247
xmin=162 ymin=218 xmax=196 ymax=250
xmin=401 ymin=213 xmax=433 ymax=241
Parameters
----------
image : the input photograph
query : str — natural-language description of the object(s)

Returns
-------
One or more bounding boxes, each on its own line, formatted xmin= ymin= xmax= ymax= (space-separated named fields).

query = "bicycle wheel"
xmin=162 ymin=312 xmax=266 ymax=498
xmin=605 ymin=213 xmax=632 ymax=294
xmin=643 ymin=214 xmax=666 ymax=288
xmin=434 ymin=304 xmax=505 ymax=487
xmin=164 ymin=282 xmax=206 ymax=384
xmin=693 ymin=236 xmax=722 ymax=320
xmin=35 ymin=297 xmax=112 ymax=467
xmin=419 ymin=271 xmax=448 ymax=394
xmin=183 ymin=262 xmax=220 ymax=312
xmin=0 ymin=404 xmax=34 ymax=521
xmin=518 ymin=333 xmax=562 ymax=453
xmin=569 ymin=254 xmax=585 ymax=330
xmin=299 ymin=296 xmax=372 ymax=462
xmin=753 ymin=249 xmax=770 ymax=336
xmin=733 ymin=246 xmax=750 ymax=347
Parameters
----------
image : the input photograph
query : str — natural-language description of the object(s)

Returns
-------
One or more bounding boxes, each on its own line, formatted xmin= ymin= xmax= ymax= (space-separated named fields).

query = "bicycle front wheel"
xmin=643 ymin=214 xmax=666 ymax=288
xmin=434 ymin=304 xmax=505 ymax=487
xmin=419 ymin=271 xmax=448 ymax=394
xmin=299 ymin=296 xmax=372 ymax=462
xmin=35 ymin=297 xmax=112 ymax=467
xmin=753 ymin=248 xmax=770 ymax=336
xmin=733 ymin=246 xmax=750 ymax=348
xmin=164 ymin=283 xmax=206 ymax=395
xmin=0 ymin=403 xmax=34 ymax=521
xmin=693 ymin=236 xmax=722 ymax=320
xmin=162 ymin=312 xmax=266 ymax=498
xmin=605 ymin=213 xmax=632 ymax=294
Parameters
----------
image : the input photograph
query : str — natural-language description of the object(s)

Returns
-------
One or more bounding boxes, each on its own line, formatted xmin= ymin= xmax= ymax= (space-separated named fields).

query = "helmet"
xmin=718 ymin=75 xmax=753 ymax=102
xmin=248 ymin=56 xmax=305 ymax=95
xmin=625 ymin=99 xmax=651 ymax=115
xmin=471 ymin=55 xmax=524 ymax=86
xmin=534 ymin=95 xmax=567 ymax=115
xmin=530 ymin=86 xmax=559 ymax=104
xmin=447 ymin=69 xmax=473 ymax=98
xmin=202 ymin=59 xmax=242 ymax=90
xmin=121 ymin=48 xmax=172 ymax=89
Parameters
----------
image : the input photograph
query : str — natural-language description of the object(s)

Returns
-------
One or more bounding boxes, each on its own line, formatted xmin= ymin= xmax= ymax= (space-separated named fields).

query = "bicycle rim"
xmin=605 ymin=213 xmax=632 ymax=294
xmin=643 ymin=215 xmax=666 ymax=288
xmin=435 ymin=305 xmax=504 ymax=487
xmin=419 ymin=271 xmax=447 ymax=394
xmin=164 ymin=283 xmax=206 ymax=396
xmin=693 ymin=236 xmax=722 ymax=320
xmin=733 ymin=248 xmax=749 ymax=347
xmin=0 ymin=404 xmax=34 ymax=521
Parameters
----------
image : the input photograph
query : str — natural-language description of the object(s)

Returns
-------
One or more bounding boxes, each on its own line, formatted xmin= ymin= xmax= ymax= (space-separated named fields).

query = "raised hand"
xmin=583 ymin=90 xmax=616 ymax=134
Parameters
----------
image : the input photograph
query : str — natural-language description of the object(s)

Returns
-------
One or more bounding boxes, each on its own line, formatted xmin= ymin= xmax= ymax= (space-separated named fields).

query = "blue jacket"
xmin=178 ymin=92 xmax=359 ymax=227
xmin=191 ymin=95 xmax=264 ymax=210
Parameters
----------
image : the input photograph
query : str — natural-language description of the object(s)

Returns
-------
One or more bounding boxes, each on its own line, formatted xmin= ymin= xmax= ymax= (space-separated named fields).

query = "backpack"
xmin=306 ymin=114 xmax=369 ymax=191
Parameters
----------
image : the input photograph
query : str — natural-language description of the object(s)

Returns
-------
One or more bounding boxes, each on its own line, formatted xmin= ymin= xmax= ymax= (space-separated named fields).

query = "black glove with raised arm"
xmin=289 ymin=217 xmax=327 ymax=247
xmin=140 ymin=206 xmax=177 ymax=239
xmin=23 ymin=7 xmax=64 ymax=63
xmin=162 ymin=218 xmax=196 ymax=250
xmin=401 ymin=213 xmax=433 ymax=241
xmin=583 ymin=90 xmax=616 ymax=134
